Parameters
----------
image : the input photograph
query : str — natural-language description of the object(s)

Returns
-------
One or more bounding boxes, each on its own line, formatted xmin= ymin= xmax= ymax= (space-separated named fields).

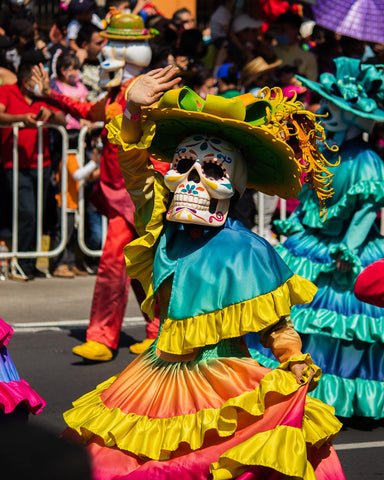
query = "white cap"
xmin=232 ymin=14 xmax=263 ymax=34
xmin=300 ymin=20 xmax=316 ymax=39
xmin=10 ymin=0 xmax=27 ymax=4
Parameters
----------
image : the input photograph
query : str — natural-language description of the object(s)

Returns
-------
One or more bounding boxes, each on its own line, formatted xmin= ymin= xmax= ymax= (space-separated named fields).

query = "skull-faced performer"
xmin=61 ymin=66 xmax=345 ymax=479
xmin=248 ymin=57 xmax=384 ymax=420
xmin=32 ymin=11 xmax=163 ymax=361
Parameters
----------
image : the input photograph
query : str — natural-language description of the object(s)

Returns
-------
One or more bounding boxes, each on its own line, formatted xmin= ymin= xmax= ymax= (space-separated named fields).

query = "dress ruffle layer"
xmin=0 ymin=379 xmax=46 ymax=414
xmin=249 ymin=349 xmax=384 ymax=419
xmin=64 ymin=347 xmax=342 ymax=479
xmin=0 ymin=333 xmax=46 ymax=415
xmin=276 ymin=180 xmax=384 ymax=233
xmin=292 ymin=306 xmax=384 ymax=343
xmin=157 ymin=274 xmax=317 ymax=355
xmin=276 ymin=232 xmax=384 ymax=289
xmin=0 ymin=319 xmax=13 ymax=347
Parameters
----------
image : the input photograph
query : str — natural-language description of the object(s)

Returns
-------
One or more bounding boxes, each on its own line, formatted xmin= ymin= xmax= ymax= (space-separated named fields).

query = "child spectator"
xmin=66 ymin=0 xmax=103 ymax=53
xmin=47 ymin=13 xmax=71 ymax=68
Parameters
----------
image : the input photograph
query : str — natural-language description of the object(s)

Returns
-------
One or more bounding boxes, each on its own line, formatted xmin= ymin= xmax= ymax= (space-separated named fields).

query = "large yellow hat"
xmin=142 ymin=87 xmax=336 ymax=211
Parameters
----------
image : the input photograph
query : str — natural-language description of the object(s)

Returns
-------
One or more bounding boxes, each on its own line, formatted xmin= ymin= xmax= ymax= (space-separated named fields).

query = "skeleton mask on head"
xmin=99 ymin=40 xmax=152 ymax=88
xmin=98 ymin=12 xmax=155 ymax=88
xmin=164 ymin=135 xmax=247 ymax=227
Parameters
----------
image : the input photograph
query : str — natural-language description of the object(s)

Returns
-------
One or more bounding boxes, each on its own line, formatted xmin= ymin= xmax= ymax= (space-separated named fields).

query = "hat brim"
xmin=143 ymin=107 xmax=301 ymax=199
xmin=297 ymin=74 xmax=384 ymax=121
xmin=242 ymin=59 xmax=282 ymax=86
xmin=100 ymin=30 xmax=155 ymax=40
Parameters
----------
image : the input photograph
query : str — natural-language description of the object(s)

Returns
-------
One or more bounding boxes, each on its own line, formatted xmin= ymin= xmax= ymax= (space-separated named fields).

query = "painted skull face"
xmin=318 ymin=99 xmax=374 ymax=133
xmin=164 ymin=135 xmax=247 ymax=227
xmin=99 ymin=40 xmax=152 ymax=88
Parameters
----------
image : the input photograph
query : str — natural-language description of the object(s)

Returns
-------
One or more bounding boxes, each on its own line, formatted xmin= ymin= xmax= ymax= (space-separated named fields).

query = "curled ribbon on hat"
xmin=320 ymin=57 xmax=384 ymax=113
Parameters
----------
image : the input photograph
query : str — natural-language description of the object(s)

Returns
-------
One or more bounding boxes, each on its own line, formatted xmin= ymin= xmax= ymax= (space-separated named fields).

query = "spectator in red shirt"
xmin=0 ymin=61 xmax=66 ymax=280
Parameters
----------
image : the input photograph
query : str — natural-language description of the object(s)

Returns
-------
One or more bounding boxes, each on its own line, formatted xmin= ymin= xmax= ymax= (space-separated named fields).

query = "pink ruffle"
xmin=0 ymin=318 xmax=13 ymax=347
xmin=0 ymin=379 xmax=46 ymax=414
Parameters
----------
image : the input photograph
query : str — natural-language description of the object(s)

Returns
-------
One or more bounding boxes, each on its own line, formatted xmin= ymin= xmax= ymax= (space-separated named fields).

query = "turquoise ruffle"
xmin=275 ymin=244 xmax=359 ymax=288
xmin=298 ymin=180 xmax=384 ymax=230
xmin=291 ymin=306 xmax=384 ymax=343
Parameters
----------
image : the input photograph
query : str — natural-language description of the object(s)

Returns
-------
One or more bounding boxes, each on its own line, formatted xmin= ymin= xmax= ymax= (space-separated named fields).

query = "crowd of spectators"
xmin=0 ymin=0 xmax=383 ymax=279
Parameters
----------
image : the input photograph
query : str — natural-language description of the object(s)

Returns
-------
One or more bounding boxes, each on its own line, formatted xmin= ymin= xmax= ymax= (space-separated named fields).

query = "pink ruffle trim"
xmin=0 ymin=379 xmax=46 ymax=414
xmin=0 ymin=318 xmax=13 ymax=347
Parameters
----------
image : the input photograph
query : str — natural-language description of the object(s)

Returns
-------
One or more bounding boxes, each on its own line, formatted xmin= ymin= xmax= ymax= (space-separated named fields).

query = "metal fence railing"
xmin=0 ymin=122 xmax=107 ymax=281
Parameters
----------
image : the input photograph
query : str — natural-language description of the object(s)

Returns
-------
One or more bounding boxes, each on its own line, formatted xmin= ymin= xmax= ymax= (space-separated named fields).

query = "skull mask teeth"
xmin=164 ymin=135 xmax=247 ymax=227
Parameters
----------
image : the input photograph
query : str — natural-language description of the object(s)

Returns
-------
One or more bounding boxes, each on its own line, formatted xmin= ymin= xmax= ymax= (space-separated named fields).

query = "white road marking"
xmin=11 ymin=317 xmax=146 ymax=332
xmin=335 ymin=441 xmax=384 ymax=451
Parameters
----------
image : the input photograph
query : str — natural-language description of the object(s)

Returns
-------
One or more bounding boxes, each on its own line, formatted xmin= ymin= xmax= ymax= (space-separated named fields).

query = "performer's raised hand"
xmin=122 ymin=65 xmax=180 ymax=144
xmin=126 ymin=65 xmax=181 ymax=108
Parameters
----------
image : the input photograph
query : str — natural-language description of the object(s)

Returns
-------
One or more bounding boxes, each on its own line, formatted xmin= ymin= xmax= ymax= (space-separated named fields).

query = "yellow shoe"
xmin=72 ymin=341 xmax=113 ymax=361
xmin=129 ymin=338 xmax=155 ymax=354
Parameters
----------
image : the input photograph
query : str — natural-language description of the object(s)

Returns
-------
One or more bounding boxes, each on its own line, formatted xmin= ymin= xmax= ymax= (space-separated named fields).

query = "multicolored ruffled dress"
xmin=62 ymin=116 xmax=345 ymax=480
xmin=0 ymin=318 xmax=46 ymax=422
xmin=247 ymin=137 xmax=384 ymax=419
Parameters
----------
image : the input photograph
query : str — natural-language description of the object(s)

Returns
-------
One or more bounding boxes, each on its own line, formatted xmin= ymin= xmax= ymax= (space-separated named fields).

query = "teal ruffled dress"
xmin=247 ymin=137 xmax=384 ymax=418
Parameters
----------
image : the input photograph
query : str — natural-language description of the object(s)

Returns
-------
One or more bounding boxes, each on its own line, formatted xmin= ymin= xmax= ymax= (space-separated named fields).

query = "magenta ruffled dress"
xmin=0 ymin=318 xmax=46 ymax=417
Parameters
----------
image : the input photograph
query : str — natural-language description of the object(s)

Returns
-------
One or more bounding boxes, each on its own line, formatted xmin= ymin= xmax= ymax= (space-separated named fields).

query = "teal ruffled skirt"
xmin=248 ymin=142 xmax=384 ymax=419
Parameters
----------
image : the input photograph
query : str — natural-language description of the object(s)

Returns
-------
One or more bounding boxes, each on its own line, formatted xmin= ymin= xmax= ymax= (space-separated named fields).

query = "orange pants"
xmin=86 ymin=215 xmax=160 ymax=350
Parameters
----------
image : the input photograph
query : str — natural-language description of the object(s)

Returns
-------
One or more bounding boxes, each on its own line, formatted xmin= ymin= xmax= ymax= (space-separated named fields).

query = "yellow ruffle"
xmin=210 ymin=424 xmax=316 ymax=480
xmin=106 ymin=113 xmax=156 ymax=152
xmin=63 ymin=354 xmax=340 ymax=462
xmin=123 ymin=174 xmax=170 ymax=318
xmin=211 ymin=398 xmax=340 ymax=480
xmin=107 ymin=114 xmax=170 ymax=319
xmin=157 ymin=274 xmax=317 ymax=355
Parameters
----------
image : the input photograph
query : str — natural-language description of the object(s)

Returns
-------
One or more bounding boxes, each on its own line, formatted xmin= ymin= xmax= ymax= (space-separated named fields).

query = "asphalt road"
xmin=2 ymin=276 xmax=384 ymax=479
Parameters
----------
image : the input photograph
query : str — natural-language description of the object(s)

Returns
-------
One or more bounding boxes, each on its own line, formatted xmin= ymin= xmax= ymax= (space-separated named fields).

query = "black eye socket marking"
xmin=176 ymin=157 xmax=195 ymax=173
xmin=203 ymin=162 xmax=224 ymax=180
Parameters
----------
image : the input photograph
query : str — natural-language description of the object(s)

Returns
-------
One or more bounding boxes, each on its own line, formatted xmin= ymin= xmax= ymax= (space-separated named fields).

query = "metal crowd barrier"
xmin=0 ymin=122 xmax=107 ymax=281
xmin=75 ymin=122 xmax=108 ymax=257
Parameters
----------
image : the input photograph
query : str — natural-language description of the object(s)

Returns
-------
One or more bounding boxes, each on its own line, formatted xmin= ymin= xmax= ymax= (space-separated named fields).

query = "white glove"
xmin=72 ymin=160 xmax=97 ymax=181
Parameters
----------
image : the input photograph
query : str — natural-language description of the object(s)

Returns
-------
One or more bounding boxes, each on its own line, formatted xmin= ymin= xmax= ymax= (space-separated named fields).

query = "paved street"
xmin=1 ymin=276 xmax=384 ymax=479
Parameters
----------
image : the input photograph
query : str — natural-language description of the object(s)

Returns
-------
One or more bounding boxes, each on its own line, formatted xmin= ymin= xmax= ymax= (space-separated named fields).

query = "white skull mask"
xmin=99 ymin=40 xmax=152 ymax=88
xmin=164 ymin=135 xmax=247 ymax=227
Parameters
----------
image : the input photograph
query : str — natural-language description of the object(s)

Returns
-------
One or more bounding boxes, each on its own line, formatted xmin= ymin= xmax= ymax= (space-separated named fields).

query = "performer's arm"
xmin=30 ymin=63 xmax=106 ymax=122
xmin=331 ymin=203 xmax=377 ymax=272
xmin=114 ymin=66 xmax=180 ymax=221
xmin=260 ymin=316 xmax=315 ymax=385
xmin=259 ymin=316 xmax=303 ymax=363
